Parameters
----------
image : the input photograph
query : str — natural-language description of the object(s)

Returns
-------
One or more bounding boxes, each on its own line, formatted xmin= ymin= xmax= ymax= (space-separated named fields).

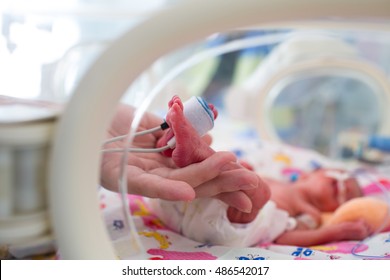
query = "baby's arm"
xmin=274 ymin=220 xmax=371 ymax=246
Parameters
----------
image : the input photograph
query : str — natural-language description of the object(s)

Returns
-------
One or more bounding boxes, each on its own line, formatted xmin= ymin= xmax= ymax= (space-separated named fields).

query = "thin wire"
xmin=107 ymin=127 xmax=170 ymax=257
xmin=349 ymin=168 xmax=390 ymax=259
xmin=101 ymin=144 xmax=171 ymax=154
xmin=103 ymin=125 xmax=163 ymax=145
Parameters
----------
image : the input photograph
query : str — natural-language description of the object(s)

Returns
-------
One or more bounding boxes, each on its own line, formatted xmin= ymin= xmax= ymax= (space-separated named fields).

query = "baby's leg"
xmin=275 ymin=220 xmax=371 ymax=246
xmin=157 ymin=96 xmax=266 ymax=223
xmin=157 ymin=96 xmax=215 ymax=167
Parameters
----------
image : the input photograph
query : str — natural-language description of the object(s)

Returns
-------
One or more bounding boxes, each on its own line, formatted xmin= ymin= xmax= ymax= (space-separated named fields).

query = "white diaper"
xmin=148 ymin=198 xmax=296 ymax=247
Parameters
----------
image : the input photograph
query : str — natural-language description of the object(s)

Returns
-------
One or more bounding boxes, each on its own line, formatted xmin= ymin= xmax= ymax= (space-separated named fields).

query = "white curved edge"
xmin=48 ymin=0 xmax=390 ymax=259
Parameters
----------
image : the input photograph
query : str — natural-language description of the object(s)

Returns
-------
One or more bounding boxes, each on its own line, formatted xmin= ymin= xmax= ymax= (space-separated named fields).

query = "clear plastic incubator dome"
xmin=104 ymin=22 xmax=390 ymax=260
xmin=1 ymin=0 xmax=390 ymax=260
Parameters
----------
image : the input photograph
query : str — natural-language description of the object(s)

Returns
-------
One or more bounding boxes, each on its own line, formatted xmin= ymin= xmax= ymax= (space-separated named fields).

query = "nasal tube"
xmin=167 ymin=96 xmax=215 ymax=148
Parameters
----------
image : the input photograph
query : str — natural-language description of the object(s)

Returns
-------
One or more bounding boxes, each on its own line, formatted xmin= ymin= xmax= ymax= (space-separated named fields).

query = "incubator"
xmin=1 ymin=0 xmax=390 ymax=259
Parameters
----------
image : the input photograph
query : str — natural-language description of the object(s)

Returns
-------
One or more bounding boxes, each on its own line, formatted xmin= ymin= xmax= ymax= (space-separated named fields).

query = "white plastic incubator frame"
xmin=49 ymin=0 xmax=390 ymax=259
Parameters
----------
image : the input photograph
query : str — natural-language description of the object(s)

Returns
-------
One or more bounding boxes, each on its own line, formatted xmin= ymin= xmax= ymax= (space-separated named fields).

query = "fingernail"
xmin=241 ymin=207 xmax=252 ymax=213
xmin=239 ymin=184 xmax=257 ymax=190
xmin=231 ymin=205 xmax=252 ymax=214
xmin=220 ymin=161 xmax=239 ymax=172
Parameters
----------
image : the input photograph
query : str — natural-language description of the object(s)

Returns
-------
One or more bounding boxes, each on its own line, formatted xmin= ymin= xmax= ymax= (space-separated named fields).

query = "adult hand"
xmin=100 ymin=103 xmax=256 ymax=212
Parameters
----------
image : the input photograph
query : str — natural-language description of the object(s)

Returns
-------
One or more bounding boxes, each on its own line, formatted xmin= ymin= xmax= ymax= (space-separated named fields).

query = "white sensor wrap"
xmin=183 ymin=96 xmax=214 ymax=136
xmin=167 ymin=96 xmax=215 ymax=148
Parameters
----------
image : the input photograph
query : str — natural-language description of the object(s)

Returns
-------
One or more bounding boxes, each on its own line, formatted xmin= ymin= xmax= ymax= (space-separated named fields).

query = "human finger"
xmin=194 ymin=168 xmax=259 ymax=198
xmin=126 ymin=166 xmax=196 ymax=201
xmin=151 ymin=151 xmax=238 ymax=188
xmin=214 ymin=191 xmax=253 ymax=213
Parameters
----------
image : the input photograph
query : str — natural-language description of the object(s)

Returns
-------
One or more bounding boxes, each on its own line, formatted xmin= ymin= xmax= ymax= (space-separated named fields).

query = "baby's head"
xmin=296 ymin=169 xmax=363 ymax=212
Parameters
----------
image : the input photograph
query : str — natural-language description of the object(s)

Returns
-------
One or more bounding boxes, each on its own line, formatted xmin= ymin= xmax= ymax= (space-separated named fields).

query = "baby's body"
xmin=153 ymin=96 xmax=371 ymax=247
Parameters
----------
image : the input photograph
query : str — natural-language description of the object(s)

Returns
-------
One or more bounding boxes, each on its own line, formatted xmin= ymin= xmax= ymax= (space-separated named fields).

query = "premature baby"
xmin=150 ymin=95 xmax=371 ymax=247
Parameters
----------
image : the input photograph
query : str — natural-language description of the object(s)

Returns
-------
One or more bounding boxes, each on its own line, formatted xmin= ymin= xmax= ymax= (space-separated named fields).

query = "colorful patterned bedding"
xmin=99 ymin=121 xmax=390 ymax=260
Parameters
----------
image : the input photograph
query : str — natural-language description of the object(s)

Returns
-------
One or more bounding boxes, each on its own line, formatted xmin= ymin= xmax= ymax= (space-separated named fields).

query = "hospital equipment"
xmin=102 ymin=96 xmax=215 ymax=153
xmin=0 ymin=99 xmax=60 ymax=258
xmin=336 ymin=133 xmax=390 ymax=164
xmin=1 ymin=0 xmax=390 ymax=259
xmin=225 ymin=33 xmax=390 ymax=159
xmin=367 ymin=136 xmax=390 ymax=153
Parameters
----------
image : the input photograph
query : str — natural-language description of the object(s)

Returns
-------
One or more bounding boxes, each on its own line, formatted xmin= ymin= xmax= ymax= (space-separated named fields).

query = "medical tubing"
xmin=117 ymin=155 xmax=146 ymax=256
xmin=114 ymin=123 xmax=166 ymax=256
xmin=101 ymin=144 xmax=171 ymax=154
xmin=103 ymin=95 xmax=215 ymax=151
xmin=103 ymin=124 xmax=166 ymax=145
xmin=350 ymin=169 xmax=390 ymax=259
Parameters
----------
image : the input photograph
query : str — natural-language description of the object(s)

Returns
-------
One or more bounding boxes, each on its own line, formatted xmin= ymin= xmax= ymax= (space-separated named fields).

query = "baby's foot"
xmin=157 ymin=95 xmax=267 ymax=223
xmin=157 ymin=96 xmax=215 ymax=167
